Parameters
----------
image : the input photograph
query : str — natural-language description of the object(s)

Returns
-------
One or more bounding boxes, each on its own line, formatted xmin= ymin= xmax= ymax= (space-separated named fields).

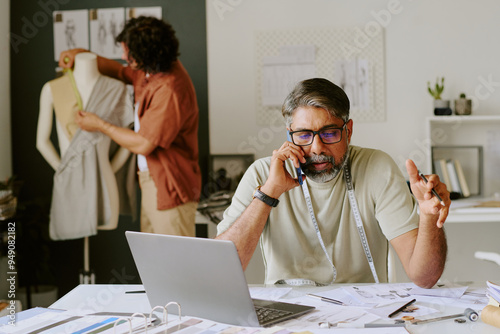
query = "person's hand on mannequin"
xmin=76 ymin=110 xmax=107 ymax=133
xmin=59 ymin=48 xmax=89 ymax=69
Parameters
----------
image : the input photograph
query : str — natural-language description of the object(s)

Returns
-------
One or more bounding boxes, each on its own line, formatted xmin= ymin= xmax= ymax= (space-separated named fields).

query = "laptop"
xmin=125 ymin=231 xmax=315 ymax=327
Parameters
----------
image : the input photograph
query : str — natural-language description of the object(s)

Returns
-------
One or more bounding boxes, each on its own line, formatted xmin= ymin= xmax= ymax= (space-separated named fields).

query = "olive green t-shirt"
xmin=217 ymin=145 xmax=419 ymax=285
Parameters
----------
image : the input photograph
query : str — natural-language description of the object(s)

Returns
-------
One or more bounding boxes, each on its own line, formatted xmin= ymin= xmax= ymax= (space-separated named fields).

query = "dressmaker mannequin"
xmin=37 ymin=52 xmax=129 ymax=231
xmin=37 ymin=52 xmax=134 ymax=282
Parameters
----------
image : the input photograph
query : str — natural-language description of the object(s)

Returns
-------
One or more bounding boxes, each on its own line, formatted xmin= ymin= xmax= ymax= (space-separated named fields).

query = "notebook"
xmin=125 ymin=231 xmax=315 ymax=327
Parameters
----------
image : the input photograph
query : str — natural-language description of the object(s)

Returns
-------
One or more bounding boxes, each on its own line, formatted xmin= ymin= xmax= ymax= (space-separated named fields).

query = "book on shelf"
xmin=433 ymin=158 xmax=471 ymax=198
xmin=454 ymin=160 xmax=471 ymax=198
xmin=446 ymin=159 xmax=462 ymax=196
xmin=433 ymin=159 xmax=452 ymax=191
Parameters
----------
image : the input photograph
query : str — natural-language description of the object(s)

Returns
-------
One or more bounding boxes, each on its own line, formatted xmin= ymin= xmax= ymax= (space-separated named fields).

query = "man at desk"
xmin=216 ymin=78 xmax=449 ymax=288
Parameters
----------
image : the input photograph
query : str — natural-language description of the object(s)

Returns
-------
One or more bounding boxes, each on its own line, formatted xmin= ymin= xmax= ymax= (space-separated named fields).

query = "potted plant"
xmin=455 ymin=92 xmax=472 ymax=115
xmin=427 ymin=77 xmax=451 ymax=115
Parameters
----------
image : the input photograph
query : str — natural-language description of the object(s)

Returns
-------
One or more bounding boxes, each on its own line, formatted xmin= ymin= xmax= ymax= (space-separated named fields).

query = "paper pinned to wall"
xmin=53 ymin=10 xmax=89 ymax=61
xmin=333 ymin=59 xmax=372 ymax=110
xmin=89 ymin=8 xmax=125 ymax=59
xmin=261 ymin=45 xmax=316 ymax=106
xmin=255 ymin=27 xmax=386 ymax=125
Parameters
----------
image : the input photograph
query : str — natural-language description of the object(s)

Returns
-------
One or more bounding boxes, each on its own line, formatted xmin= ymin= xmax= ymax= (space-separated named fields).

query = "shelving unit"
xmin=425 ymin=115 xmax=500 ymax=224
xmin=422 ymin=116 xmax=500 ymax=284
xmin=426 ymin=115 xmax=500 ymax=198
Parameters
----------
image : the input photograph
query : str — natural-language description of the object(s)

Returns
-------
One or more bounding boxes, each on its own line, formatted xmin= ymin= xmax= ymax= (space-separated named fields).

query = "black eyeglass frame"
xmin=289 ymin=121 xmax=348 ymax=146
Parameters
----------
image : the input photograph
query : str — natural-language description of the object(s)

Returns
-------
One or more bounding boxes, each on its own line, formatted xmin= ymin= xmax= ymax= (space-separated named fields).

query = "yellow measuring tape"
xmin=63 ymin=68 xmax=83 ymax=110
xmin=62 ymin=56 xmax=83 ymax=110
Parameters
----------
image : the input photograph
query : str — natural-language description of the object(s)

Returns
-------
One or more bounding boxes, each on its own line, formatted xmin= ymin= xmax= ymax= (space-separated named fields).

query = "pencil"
xmin=388 ymin=298 xmax=416 ymax=318
xmin=307 ymin=293 xmax=346 ymax=306
xmin=418 ymin=171 xmax=445 ymax=205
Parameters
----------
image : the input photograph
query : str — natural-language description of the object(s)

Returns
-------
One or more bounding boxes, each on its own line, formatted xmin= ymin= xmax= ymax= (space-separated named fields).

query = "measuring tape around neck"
xmin=279 ymin=155 xmax=379 ymax=286
xmin=343 ymin=158 xmax=380 ymax=283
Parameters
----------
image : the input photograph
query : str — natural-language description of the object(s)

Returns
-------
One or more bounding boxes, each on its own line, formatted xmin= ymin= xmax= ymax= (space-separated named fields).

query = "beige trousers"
xmin=138 ymin=171 xmax=196 ymax=236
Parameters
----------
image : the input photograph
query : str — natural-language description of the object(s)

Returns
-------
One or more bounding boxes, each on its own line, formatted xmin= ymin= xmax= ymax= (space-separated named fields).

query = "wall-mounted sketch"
xmin=90 ymin=8 xmax=125 ymax=59
xmin=126 ymin=6 xmax=162 ymax=20
xmin=261 ymin=45 xmax=316 ymax=106
xmin=256 ymin=27 xmax=385 ymax=125
xmin=53 ymin=10 xmax=89 ymax=61
xmin=334 ymin=59 xmax=372 ymax=110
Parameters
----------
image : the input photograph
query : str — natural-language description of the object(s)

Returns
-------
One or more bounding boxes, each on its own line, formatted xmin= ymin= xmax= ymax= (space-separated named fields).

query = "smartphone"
xmin=287 ymin=131 xmax=303 ymax=185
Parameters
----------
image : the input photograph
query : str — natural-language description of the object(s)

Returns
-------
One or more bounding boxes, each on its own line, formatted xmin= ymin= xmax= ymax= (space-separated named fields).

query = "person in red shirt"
xmin=59 ymin=16 xmax=201 ymax=236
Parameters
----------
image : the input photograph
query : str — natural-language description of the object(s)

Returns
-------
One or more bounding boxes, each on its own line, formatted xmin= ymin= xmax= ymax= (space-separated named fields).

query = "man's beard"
xmin=300 ymin=150 xmax=349 ymax=183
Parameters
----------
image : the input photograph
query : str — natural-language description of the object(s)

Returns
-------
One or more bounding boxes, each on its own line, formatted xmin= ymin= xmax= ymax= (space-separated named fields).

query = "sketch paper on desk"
xmin=341 ymin=283 xmax=467 ymax=305
xmin=410 ymin=284 xmax=467 ymax=298
xmin=310 ymin=287 xmax=378 ymax=307
xmin=342 ymin=284 xmax=415 ymax=305
xmin=366 ymin=301 xmax=437 ymax=319
xmin=275 ymin=301 xmax=377 ymax=331
xmin=249 ymin=286 xmax=292 ymax=300
xmin=457 ymin=287 xmax=490 ymax=308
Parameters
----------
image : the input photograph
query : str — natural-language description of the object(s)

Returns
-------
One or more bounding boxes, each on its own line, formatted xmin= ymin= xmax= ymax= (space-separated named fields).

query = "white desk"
xmin=447 ymin=210 xmax=500 ymax=223
xmin=447 ymin=198 xmax=500 ymax=224
xmin=48 ymin=284 xmax=499 ymax=334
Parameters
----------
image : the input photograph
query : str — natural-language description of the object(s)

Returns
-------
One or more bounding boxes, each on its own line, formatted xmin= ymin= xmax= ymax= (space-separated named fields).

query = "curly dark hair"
xmin=115 ymin=16 xmax=180 ymax=73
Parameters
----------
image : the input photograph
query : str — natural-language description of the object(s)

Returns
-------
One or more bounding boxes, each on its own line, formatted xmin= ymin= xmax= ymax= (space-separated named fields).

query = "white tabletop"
xmin=49 ymin=284 xmax=499 ymax=334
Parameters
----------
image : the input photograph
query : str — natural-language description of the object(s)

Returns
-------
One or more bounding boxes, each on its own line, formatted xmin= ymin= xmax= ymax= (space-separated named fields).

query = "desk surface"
xmin=447 ymin=198 xmax=500 ymax=223
xmin=48 ymin=284 xmax=499 ymax=334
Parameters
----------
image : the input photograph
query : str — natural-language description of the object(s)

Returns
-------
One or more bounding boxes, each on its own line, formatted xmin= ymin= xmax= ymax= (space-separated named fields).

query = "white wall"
xmin=206 ymin=0 xmax=500 ymax=283
xmin=0 ymin=1 xmax=12 ymax=180
xmin=206 ymin=0 xmax=500 ymax=173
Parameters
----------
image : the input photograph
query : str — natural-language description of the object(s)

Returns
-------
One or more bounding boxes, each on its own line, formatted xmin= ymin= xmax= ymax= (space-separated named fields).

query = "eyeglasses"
xmin=289 ymin=122 xmax=347 ymax=146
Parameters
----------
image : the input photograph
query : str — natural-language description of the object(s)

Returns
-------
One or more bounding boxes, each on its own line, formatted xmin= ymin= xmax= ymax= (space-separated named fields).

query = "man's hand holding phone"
xmin=260 ymin=136 xmax=306 ymax=199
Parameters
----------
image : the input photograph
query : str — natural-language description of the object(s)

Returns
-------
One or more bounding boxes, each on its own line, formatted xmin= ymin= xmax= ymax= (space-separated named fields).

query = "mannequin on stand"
xmin=36 ymin=52 xmax=135 ymax=282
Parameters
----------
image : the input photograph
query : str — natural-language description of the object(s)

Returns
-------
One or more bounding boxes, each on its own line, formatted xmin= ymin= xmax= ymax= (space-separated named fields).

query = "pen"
xmin=418 ymin=170 xmax=445 ymax=206
xmin=388 ymin=298 xmax=416 ymax=318
xmin=307 ymin=293 xmax=346 ymax=306
xmin=337 ymin=322 xmax=406 ymax=328
xmin=125 ymin=290 xmax=146 ymax=294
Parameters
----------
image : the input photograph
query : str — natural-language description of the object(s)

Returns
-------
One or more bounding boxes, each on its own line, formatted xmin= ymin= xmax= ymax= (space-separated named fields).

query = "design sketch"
xmin=334 ymin=59 xmax=371 ymax=110
xmin=97 ymin=16 xmax=107 ymax=54
xmin=53 ymin=10 xmax=89 ymax=61
xmin=90 ymin=8 xmax=125 ymax=59
xmin=65 ymin=19 xmax=77 ymax=49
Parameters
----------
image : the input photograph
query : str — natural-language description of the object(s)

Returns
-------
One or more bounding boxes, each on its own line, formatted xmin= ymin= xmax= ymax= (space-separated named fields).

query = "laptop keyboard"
xmin=255 ymin=305 xmax=293 ymax=324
